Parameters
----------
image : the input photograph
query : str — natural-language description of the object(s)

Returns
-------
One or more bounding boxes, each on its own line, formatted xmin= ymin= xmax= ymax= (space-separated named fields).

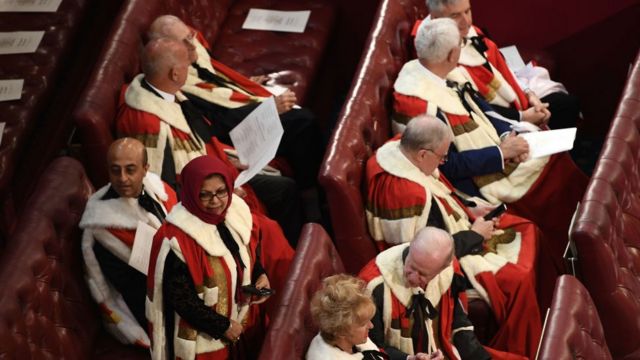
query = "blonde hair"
xmin=310 ymin=274 xmax=375 ymax=343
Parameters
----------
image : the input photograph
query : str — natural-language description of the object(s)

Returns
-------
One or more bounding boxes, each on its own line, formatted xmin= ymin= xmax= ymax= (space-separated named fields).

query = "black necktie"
xmin=138 ymin=189 xmax=166 ymax=222
xmin=191 ymin=62 xmax=235 ymax=89
xmin=446 ymin=80 xmax=475 ymax=115
xmin=468 ymin=35 xmax=493 ymax=72
xmin=407 ymin=294 xmax=438 ymax=353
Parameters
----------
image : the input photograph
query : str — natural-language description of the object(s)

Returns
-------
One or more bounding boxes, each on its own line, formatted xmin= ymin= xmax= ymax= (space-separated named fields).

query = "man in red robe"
xmin=392 ymin=18 xmax=587 ymax=268
xmin=423 ymin=0 xmax=580 ymax=131
xmin=116 ymin=37 xmax=302 ymax=245
xmin=80 ymin=138 xmax=178 ymax=347
xmin=360 ymin=227 xmax=527 ymax=360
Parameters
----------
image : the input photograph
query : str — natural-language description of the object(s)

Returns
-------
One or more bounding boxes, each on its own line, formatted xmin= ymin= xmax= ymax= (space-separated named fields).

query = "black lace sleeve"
xmin=163 ymin=251 xmax=231 ymax=339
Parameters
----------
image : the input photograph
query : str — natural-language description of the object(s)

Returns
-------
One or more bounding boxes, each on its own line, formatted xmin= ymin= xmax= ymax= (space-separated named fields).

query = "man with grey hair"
xmin=366 ymin=115 xmax=545 ymax=358
xmin=360 ymin=227 xmax=495 ymax=359
xmin=391 ymin=18 xmax=587 ymax=269
xmin=423 ymin=0 xmax=579 ymax=131
xmin=146 ymin=15 xmax=324 ymax=225
xmin=116 ymin=37 xmax=303 ymax=243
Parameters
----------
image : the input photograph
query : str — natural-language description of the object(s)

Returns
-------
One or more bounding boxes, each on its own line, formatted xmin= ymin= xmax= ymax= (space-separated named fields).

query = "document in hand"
xmin=520 ymin=128 xmax=577 ymax=160
xmin=230 ymin=97 xmax=284 ymax=188
xmin=128 ymin=221 xmax=157 ymax=275
xmin=499 ymin=45 xmax=526 ymax=73
xmin=242 ymin=8 xmax=311 ymax=33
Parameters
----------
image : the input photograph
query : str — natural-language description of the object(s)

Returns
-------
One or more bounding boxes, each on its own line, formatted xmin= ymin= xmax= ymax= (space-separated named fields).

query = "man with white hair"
xmin=360 ymin=227 xmax=526 ymax=360
xmin=146 ymin=15 xmax=324 ymax=222
xmin=421 ymin=0 xmax=579 ymax=130
xmin=391 ymin=18 xmax=587 ymax=265
xmin=365 ymin=115 xmax=544 ymax=359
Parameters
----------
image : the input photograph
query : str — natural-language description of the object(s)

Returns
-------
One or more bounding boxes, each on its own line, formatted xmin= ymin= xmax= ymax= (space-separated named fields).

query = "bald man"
xmin=80 ymin=138 xmax=177 ymax=347
xmin=360 ymin=227 xmax=491 ymax=360
xmin=147 ymin=15 xmax=324 ymax=220
xmin=116 ymin=37 xmax=303 ymax=243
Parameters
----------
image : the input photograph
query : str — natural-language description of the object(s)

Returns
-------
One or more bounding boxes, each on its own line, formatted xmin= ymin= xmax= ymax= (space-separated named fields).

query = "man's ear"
xmin=447 ymin=48 xmax=457 ymax=63
xmin=144 ymin=163 xmax=150 ymax=173
xmin=169 ymin=67 xmax=179 ymax=82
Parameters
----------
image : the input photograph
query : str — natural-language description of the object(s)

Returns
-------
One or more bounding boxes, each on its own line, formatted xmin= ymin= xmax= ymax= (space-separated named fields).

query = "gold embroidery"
xmin=483 ymin=228 xmax=517 ymax=254
xmin=450 ymin=119 xmax=480 ymax=136
xmin=367 ymin=202 xmax=425 ymax=220
xmin=126 ymin=134 xmax=159 ymax=148
xmin=177 ymin=325 xmax=198 ymax=340
xmin=473 ymin=162 xmax=519 ymax=188
xmin=207 ymin=256 xmax=230 ymax=318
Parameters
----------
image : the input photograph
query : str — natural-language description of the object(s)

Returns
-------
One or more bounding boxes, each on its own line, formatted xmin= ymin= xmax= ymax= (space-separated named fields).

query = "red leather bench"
xmin=570 ymin=49 xmax=640 ymax=359
xmin=73 ymin=0 xmax=335 ymax=187
xmin=258 ymin=223 xmax=345 ymax=359
xmin=537 ymin=275 xmax=611 ymax=359
xmin=0 ymin=1 xmax=91 ymax=235
xmin=0 ymin=157 xmax=150 ymax=359
xmin=318 ymin=0 xmax=425 ymax=275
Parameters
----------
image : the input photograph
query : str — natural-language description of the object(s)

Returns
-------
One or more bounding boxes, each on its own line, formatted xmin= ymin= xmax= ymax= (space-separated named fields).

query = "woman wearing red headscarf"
xmin=146 ymin=155 xmax=272 ymax=360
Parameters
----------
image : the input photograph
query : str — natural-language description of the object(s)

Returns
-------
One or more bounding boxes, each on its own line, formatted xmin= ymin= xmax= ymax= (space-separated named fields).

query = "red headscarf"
xmin=180 ymin=155 xmax=234 ymax=225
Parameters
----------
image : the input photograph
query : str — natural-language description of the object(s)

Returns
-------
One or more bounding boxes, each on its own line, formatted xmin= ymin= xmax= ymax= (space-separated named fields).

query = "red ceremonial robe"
xmin=365 ymin=140 xmax=542 ymax=358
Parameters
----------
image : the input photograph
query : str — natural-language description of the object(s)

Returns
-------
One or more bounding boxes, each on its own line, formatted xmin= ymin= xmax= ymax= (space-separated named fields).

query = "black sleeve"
xmin=93 ymin=241 xmax=147 ymax=329
xmin=426 ymin=198 xmax=484 ymax=258
xmin=452 ymin=297 xmax=491 ymax=360
xmin=487 ymin=103 xmax=520 ymax=122
xmin=163 ymin=251 xmax=231 ymax=339
xmin=184 ymin=92 xmax=259 ymax=143
xmin=370 ymin=284 xmax=408 ymax=360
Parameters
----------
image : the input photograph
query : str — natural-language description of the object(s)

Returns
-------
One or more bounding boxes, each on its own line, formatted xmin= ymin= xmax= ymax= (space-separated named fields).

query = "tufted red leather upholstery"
xmin=258 ymin=223 xmax=345 ymax=360
xmin=318 ymin=0 xmax=427 ymax=274
xmin=0 ymin=0 xmax=90 ymax=231
xmin=0 ymin=157 xmax=152 ymax=359
xmin=537 ymin=275 xmax=611 ymax=360
xmin=570 ymin=49 xmax=640 ymax=360
xmin=73 ymin=0 xmax=334 ymax=187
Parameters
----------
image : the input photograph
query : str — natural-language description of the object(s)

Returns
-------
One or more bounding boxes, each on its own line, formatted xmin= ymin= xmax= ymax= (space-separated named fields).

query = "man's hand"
xmin=471 ymin=217 xmax=495 ymax=240
xmin=521 ymin=104 xmax=550 ymax=125
xmin=499 ymin=132 xmax=529 ymax=162
xmin=275 ymin=90 xmax=297 ymax=114
xmin=224 ymin=320 xmax=243 ymax=342
xmin=228 ymin=157 xmax=248 ymax=171
xmin=249 ymin=75 xmax=269 ymax=84
xmin=467 ymin=202 xmax=496 ymax=219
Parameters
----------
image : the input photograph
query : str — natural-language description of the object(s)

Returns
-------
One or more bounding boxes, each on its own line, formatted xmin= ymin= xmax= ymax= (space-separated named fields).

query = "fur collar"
xmin=124 ymin=74 xmax=192 ymax=134
xmin=79 ymin=172 xmax=168 ymax=230
xmin=165 ymin=195 xmax=252 ymax=257
xmin=193 ymin=38 xmax=216 ymax=74
xmin=375 ymin=140 xmax=440 ymax=189
xmin=458 ymin=26 xmax=486 ymax=66
xmin=375 ymin=243 xmax=453 ymax=308
xmin=394 ymin=60 xmax=467 ymax=115
xmin=306 ymin=334 xmax=379 ymax=360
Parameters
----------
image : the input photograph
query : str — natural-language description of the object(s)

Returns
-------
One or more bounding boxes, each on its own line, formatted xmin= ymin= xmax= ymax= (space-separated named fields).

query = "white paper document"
xmin=0 ymin=31 xmax=44 ymax=54
xmin=242 ymin=8 xmax=310 ymax=33
xmin=0 ymin=79 xmax=23 ymax=101
xmin=520 ymin=127 xmax=577 ymax=160
xmin=0 ymin=0 xmax=62 ymax=12
xmin=0 ymin=122 xmax=5 ymax=147
xmin=128 ymin=221 xmax=157 ymax=275
xmin=230 ymin=97 xmax=284 ymax=188
xmin=500 ymin=45 xmax=526 ymax=73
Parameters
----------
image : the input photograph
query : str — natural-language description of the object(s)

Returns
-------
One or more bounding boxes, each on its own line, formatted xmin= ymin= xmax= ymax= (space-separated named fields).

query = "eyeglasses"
xmin=199 ymin=187 xmax=229 ymax=202
xmin=424 ymin=148 xmax=449 ymax=164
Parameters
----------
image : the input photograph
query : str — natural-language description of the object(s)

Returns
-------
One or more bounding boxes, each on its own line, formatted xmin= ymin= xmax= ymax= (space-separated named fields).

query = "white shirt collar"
xmin=417 ymin=62 xmax=448 ymax=89
xmin=147 ymin=81 xmax=176 ymax=102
